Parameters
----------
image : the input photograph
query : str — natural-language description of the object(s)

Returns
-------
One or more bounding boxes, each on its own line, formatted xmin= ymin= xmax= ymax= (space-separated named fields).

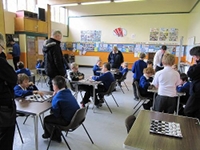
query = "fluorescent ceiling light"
xmin=81 ymin=1 xmax=111 ymax=5
xmin=114 ymin=0 xmax=144 ymax=3
xmin=54 ymin=3 xmax=78 ymax=7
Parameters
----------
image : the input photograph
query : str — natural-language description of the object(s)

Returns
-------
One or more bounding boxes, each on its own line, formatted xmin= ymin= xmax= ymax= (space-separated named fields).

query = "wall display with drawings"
xmin=81 ymin=30 xmax=101 ymax=42
xmin=159 ymin=28 xmax=169 ymax=41
xmin=149 ymin=28 xmax=159 ymax=41
xmin=169 ymin=28 xmax=178 ymax=42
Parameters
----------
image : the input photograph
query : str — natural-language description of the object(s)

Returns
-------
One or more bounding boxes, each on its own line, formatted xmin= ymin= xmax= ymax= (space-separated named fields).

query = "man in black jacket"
xmin=43 ymin=31 xmax=66 ymax=91
xmin=0 ymin=33 xmax=18 ymax=150
xmin=108 ymin=46 xmax=124 ymax=69
xmin=184 ymin=46 xmax=200 ymax=120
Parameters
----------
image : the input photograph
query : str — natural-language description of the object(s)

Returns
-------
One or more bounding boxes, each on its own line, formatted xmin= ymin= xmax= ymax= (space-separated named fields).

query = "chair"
xmin=116 ymin=71 xmax=129 ymax=93
xmin=46 ymin=105 xmax=94 ymax=150
xmin=15 ymin=117 xmax=24 ymax=144
xmin=36 ymin=68 xmax=48 ymax=87
xmin=132 ymin=81 xmax=150 ymax=115
xmin=99 ymin=81 xmax=119 ymax=114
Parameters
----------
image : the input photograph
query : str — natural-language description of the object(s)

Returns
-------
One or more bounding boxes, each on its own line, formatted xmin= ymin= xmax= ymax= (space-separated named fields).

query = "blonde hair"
xmin=52 ymin=30 xmax=62 ymax=36
xmin=162 ymin=53 xmax=175 ymax=66
xmin=123 ymin=62 xmax=128 ymax=67
xmin=17 ymin=73 xmax=29 ymax=84
xmin=143 ymin=67 xmax=155 ymax=75
xmin=71 ymin=62 xmax=78 ymax=69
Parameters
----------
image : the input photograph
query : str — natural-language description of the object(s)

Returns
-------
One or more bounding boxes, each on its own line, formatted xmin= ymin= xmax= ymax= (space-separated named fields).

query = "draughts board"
xmin=25 ymin=94 xmax=52 ymax=102
xmin=150 ymin=119 xmax=183 ymax=138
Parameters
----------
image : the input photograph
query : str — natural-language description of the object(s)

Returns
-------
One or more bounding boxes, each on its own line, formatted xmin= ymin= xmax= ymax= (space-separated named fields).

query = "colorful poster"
xmin=81 ymin=30 xmax=101 ymax=42
xmin=149 ymin=28 xmax=159 ymax=41
xmin=159 ymin=28 xmax=169 ymax=41
xmin=169 ymin=28 xmax=178 ymax=41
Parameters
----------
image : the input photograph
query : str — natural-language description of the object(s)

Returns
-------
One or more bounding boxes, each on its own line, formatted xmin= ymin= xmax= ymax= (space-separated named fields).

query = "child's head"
xmin=190 ymin=46 xmax=200 ymax=62
xmin=71 ymin=62 xmax=79 ymax=72
xmin=147 ymin=60 xmax=153 ymax=68
xmin=52 ymin=76 xmax=66 ymax=92
xmin=122 ymin=62 xmax=128 ymax=68
xmin=180 ymin=73 xmax=188 ymax=84
xmin=139 ymin=53 xmax=146 ymax=59
xmin=172 ymin=64 xmax=178 ymax=71
xmin=143 ymin=67 xmax=155 ymax=77
xmin=102 ymin=62 xmax=111 ymax=72
xmin=96 ymin=59 xmax=101 ymax=66
xmin=17 ymin=73 xmax=29 ymax=88
xmin=17 ymin=61 xmax=25 ymax=69
xmin=162 ymin=53 xmax=175 ymax=66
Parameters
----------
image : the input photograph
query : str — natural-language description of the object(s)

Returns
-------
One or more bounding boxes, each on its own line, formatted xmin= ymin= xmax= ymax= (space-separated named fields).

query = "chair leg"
xmin=111 ymin=94 xmax=119 ymax=107
xmin=104 ymin=99 xmax=112 ymax=114
xmin=119 ymin=86 xmax=125 ymax=94
xmin=123 ymin=81 xmax=129 ymax=91
xmin=16 ymin=121 xmax=24 ymax=144
xmin=82 ymin=124 xmax=94 ymax=144
xmin=133 ymin=100 xmax=148 ymax=115
xmin=133 ymin=100 xmax=142 ymax=109
xmin=60 ymin=131 xmax=71 ymax=150
xmin=23 ymin=115 xmax=30 ymax=124
xmin=80 ymin=91 xmax=83 ymax=99
xmin=46 ymin=127 xmax=55 ymax=150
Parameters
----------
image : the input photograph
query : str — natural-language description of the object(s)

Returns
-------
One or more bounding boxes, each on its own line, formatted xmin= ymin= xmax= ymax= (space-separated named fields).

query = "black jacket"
xmin=0 ymin=58 xmax=17 ymax=106
xmin=43 ymin=38 xmax=66 ymax=78
xmin=108 ymin=50 xmax=124 ymax=69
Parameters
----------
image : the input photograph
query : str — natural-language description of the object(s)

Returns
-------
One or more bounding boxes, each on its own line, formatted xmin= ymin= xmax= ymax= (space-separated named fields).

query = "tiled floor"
xmin=14 ymin=67 xmax=140 ymax=150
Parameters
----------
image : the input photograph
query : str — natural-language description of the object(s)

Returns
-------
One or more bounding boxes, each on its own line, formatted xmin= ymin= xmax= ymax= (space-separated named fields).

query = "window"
xmin=60 ymin=7 xmax=65 ymax=24
xmin=51 ymin=6 xmax=67 ymax=24
xmin=27 ymin=0 xmax=36 ymax=12
xmin=3 ymin=0 xmax=6 ymax=9
xmin=54 ymin=6 xmax=60 ymax=23
xmin=51 ymin=6 xmax=55 ymax=21
xmin=7 ymin=0 xmax=17 ymax=12
xmin=17 ymin=0 xmax=26 ymax=11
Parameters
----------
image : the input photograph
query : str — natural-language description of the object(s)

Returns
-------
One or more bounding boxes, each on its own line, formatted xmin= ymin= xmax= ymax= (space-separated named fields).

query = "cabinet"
xmin=148 ymin=52 xmax=155 ymax=61
xmin=15 ymin=17 xmax=47 ymax=34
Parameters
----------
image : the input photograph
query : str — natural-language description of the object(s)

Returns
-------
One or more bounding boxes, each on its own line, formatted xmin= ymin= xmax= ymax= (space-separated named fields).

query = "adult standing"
xmin=10 ymin=40 xmax=21 ymax=70
xmin=0 ymin=33 xmax=18 ymax=150
xmin=153 ymin=45 xmax=167 ymax=72
xmin=108 ymin=46 xmax=124 ymax=69
xmin=43 ymin=30 xmax=66 ymax=91
xmin=184 ymin=46 xmax=200 ymax=120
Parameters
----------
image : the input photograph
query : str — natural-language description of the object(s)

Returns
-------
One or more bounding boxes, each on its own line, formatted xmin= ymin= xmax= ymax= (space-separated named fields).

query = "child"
xmin=36 ymin=59 xmax=45 ymax=75
xmin=139 ymin=67 xmax=155 ymax=110
xmin=132 ymin=53 xmax=147 ymax=99
xmin=147 ymin=60 xmax=153 ymax=68
xmin=93 ymin=59 xmax=101 ymax=76
xmin=14 ymin=73 xmax=43 ymax=98
xmin=16 ymin=61 xmax=31 ymax=76
xmin=177 ymin=73 xmax=190 ymax=104
xmin=152 ymin=53 xmax=180 ymax=114
xmin=115 ymin=62 xmax=129 ymax=86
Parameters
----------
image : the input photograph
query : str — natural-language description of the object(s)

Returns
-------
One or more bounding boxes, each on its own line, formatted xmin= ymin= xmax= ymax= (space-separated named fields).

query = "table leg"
xmin=152 ymin=93 xmax=156 ymax=111
xmin=176 ymin=96 xmax=180 ymax=115
xmin=33 ymin=115 xmax=38 ymax=150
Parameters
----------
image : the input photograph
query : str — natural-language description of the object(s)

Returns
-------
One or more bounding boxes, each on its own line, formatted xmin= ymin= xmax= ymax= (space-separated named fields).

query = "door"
xmin=27 ymin=36 xmax=37 ymax=70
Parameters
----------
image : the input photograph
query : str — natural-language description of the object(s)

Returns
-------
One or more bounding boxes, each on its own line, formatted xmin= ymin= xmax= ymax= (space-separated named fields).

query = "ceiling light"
xmin=81 ymin=1 xmax=111 ymax=5
xmin=114 ymin=0 xmax=144 ymax=3
xmin=53 ymin=3 xmax=79 ymax=7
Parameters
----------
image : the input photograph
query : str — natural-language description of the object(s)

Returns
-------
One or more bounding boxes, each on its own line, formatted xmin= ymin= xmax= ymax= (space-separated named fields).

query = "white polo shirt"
xmin=152 ymin=66 xmax=180 ymax=97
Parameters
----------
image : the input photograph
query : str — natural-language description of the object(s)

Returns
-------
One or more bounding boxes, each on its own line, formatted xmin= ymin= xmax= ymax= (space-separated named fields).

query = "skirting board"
xmin=75 ymin=55 xmax=100 ymax=66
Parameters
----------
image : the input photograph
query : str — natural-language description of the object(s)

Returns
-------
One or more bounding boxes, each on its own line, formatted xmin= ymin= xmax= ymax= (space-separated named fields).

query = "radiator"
xmin=75 ymin=56 xmax=100 ymax=66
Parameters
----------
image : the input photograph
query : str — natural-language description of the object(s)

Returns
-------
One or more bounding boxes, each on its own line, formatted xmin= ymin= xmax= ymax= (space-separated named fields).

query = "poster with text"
xmin=159 ymin=28 xmax=169 ymax=41
xmin=149 ymin=28 xmax=159 ymax=41
xmin=169 ymin=28 xmax=178 ymax=41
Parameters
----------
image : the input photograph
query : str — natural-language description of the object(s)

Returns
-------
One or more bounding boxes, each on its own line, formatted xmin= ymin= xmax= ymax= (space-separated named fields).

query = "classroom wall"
xmin=187 ymin=2 xmax=200 ymax=44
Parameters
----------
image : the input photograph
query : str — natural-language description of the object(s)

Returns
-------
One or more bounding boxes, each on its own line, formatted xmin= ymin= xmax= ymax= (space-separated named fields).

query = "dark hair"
xmin=17 ymin=61 xmax=24 ymax=69
xmin=180 ymin=73 xmax=188 ymax=82
xmin=147 ymin=60 xmax=153 ymax=65
xmin=161 ymin=45 xmax=167 ymax=50
xmin=139 ymin=53 xmax=146 ymax=59
xmin=190 ymin=46 xmax=200 ymax=56
xmin=52 ymin=76 xmax=66 ymax=89
xmin=103 ymin=62 xmax=111 ymax=71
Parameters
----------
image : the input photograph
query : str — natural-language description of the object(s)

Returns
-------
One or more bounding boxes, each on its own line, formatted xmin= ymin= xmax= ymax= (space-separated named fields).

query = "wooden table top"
xmin=15 ymin=91 xmax=52 ymax=115
xmin=124 ymin=110 xmax=200 ymax=150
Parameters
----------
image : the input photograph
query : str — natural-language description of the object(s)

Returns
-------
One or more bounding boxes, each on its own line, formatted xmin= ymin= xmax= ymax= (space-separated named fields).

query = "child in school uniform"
xmin=139 ymin=67 xmax=155 ymax=110
xmin=147 ymin=60 xmax=153 ymax=68
xmin=16 ymin=61 xmax=31 ymax=76
xmin=177 ymin=73 xmax=190 ymax=104
xmin=115 ymin=62 xmax=129 ymax=86
xmin=93 ymin=59 xmax=102 ymax=76
xmin=132 ymin=53 xmax=147 ymax=100
xmin=152 ymin=53 xmax=180 ymax=114
xmin=14 ymin=73 xmax=43 ymax=98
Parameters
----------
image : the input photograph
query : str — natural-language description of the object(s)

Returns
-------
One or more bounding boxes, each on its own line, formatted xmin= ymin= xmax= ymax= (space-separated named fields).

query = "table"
xmin=148 ymin=88 xmax=185 ymax=115
xmin=15 ymin=91 xmax=52 ymax=150
xmin=124 ymin=110 xmax=200 ymax=150
xmin=72 ymin=79 xmax=101 ymax=111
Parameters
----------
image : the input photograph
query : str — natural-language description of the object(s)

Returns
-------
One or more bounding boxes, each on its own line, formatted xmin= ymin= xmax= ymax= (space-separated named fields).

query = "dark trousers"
xmin=13 ymin=56 xmax=20 ymax=70
xmin=153 ymin=95 xmax=176 ymax=114
xmin=83 ymin=84 xmax=107 ymax=105
xmin=44 ymin=114 xmax=70 ymax=138
xmin=132 ymin=79 xmax=139 ymax=100
xmin=0 ymin=125 xmax=15 ymax=150
xmin=155 ymin=65 xmax=164 ymax=72
xmin=48 ymin=78 xmax=53 ymax=91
